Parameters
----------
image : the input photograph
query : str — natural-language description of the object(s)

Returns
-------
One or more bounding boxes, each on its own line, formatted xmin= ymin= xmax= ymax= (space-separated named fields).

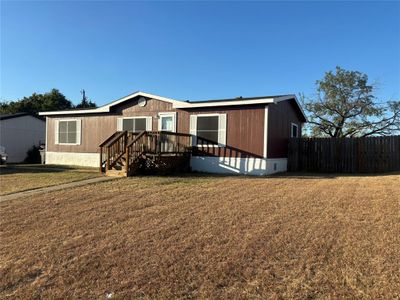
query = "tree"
xmin=0 ymin=88 xmax=97 ymax=114
xmin=76 ymin=89 xmax=96 ymax=108
xmin=302 ymin=66 xmax=400 ymax=137
xmin=0 ymin=89 xmax=74 ymax=114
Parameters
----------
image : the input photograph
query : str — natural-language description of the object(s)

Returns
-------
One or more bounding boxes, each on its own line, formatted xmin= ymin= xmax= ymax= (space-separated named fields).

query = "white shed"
xmin=0 ymin=113 xmax=46 ymax=163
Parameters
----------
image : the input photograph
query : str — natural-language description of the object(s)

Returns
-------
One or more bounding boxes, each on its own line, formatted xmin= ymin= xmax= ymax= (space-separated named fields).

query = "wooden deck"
xmin=99 ymin=131 xmax=193 ymax=176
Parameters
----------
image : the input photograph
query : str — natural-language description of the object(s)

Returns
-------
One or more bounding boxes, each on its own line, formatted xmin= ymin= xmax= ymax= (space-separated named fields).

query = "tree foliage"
xmin=0 ymin=89 xmax=73 ymax=114
xmin=24 ymin=145 xmax=41 ymax=164
xmin=76 ymin=89 xmax=96 ymax=108
xmin=302 ymin=67 xmax=400 ymax=137
xmin=0 ymin=88 xmax=97 ymax=114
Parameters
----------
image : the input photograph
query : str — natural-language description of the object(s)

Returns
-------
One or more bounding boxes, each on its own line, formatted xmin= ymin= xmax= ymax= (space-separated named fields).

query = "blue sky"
xmin=1 ymin=1 xmax=399 ymax=106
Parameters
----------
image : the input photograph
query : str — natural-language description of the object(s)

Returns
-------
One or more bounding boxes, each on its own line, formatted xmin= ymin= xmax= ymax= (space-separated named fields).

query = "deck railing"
xmin=100 ymin=131 xmax=193 ymax=174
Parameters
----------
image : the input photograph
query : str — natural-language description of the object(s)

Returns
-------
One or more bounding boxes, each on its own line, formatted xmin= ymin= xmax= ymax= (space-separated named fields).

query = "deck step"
xmin=100 ymin=130 xmax=193 ymax=177
xmin=105 ymin=169 xmax=128 ymax=177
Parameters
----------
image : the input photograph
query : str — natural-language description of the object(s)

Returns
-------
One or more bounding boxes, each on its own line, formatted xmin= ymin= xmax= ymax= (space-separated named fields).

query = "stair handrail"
xmin=103 ymin=131 xmax=126 ymax=148
xmin=103 ymin=131 xmax=128 ymax=171
xmin=125 ymin=131 xmax=148 ymax=174
xmin=100 ymin=130 xmax=194 ymax=175
xmin=99 ymin=131 xmax=125 ymax=172
xmin=126 ymin=130 xmax=147 ymax=148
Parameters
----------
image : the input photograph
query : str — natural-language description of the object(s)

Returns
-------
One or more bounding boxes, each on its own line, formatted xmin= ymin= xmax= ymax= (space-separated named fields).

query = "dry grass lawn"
xmin=0 ymin=173 xmax=399 ymax=299
xmin=0 ymin=165 xmax=100 ymax=195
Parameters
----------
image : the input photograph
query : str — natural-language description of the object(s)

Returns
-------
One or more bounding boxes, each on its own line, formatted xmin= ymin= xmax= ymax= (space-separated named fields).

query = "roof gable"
xmin=38 ymin=91 xmax=306 ymax=121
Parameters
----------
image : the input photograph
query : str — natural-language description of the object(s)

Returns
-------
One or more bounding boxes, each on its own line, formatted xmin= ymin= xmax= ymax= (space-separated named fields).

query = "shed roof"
xmin=0 ymin=112 xmax=45 ymax=121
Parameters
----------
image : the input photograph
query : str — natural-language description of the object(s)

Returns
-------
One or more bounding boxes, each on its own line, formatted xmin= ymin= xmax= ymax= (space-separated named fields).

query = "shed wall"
xmin=0 ymin=116 xmax=45 ymax=162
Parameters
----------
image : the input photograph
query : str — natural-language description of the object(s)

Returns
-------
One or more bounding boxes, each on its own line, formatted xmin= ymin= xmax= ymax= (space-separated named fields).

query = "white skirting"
xmin=45 ymin=152 xmax=286 ymax=175
xmin=190 ymin=156 xmax=287 ymax=175
xmin=45 ymin=151 xmax=99 ymax=168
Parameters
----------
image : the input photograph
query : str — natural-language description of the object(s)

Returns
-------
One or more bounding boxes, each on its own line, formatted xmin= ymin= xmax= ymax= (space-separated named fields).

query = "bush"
xmin=24 ymin=145 xmax=41 ymax=164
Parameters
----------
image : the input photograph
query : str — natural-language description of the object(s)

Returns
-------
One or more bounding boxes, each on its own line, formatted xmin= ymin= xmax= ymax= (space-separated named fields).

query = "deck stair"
xmin=99 ymin=131 xmax=193 ymax=177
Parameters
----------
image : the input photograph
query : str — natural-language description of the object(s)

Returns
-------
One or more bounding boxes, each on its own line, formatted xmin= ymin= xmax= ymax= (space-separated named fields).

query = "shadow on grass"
xmin=0 ymin=164 xmax=97 ymax=175
xmin=274 ymin=171 xmax=400 ymax=179
xmin=2 ymin=164 xmax=398 ymax=179
xmin=133 ymin=170 xmax=400 ymax=180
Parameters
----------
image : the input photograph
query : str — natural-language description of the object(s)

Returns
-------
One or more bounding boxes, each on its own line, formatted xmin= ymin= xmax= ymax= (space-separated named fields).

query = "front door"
xmin=158 ymin=113 xmax=176 ymax=152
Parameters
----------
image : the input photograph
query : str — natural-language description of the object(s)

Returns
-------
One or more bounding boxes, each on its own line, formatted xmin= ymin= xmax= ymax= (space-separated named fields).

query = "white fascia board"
xmin=274 ymin=95 xmax=307 ymax=122
xmin=107 ymin=91 xmax=185 ymax=108
xmin=173 ymin=98 xmax=276 ymax=108
xmin=38 ymin=92 xmax=307 ymax=121
xmin=39 ymin=91 xmax=187 ymax=116
xmin=38 ymin=108 xmax=107 ymax=116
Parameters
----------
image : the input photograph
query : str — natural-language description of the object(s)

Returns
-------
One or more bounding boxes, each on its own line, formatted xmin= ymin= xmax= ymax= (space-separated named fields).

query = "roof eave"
xmin=1 ymin=113 xmax=45 ymax=121
xmin=38 ymin=107 xmax=108 ymax=116
xmin=173 ymin=98 xmax=276 ymax=108
xmin=39 ymin=91 xmax=184 ymax=116
xmin=38 ymin=92 xmax=307 ymax=122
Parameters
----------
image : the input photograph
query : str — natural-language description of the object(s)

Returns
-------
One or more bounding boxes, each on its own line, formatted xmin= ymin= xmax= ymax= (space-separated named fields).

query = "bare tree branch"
xmin=303 ymin=66 xmax=400 ymax=138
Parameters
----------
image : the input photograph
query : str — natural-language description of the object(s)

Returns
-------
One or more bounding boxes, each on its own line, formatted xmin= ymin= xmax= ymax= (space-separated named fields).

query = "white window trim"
xmin=119 ymin=116 xmax=152 ymax=132
xmin=263 ymin=105 xmax=268 ymax=158
xmin=291 ymin=123 xmax=299 ymax=138
xmin=56 ymin=118 xmax=81 ymax=145
xmin=193 ymin=113 xmax=226 ymax=147
xmin=157 ymin=112 xmax=177 ymax=132
xmin=45 ymin=117 xmax=48 ymax=152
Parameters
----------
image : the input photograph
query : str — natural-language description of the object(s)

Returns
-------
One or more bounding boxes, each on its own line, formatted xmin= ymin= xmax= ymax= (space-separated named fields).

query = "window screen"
xmin=197 ymin=116 xmax=219 ymax=143
xmin=122 ymin=118 xmax=147 ymax=132
xmin=59 ymin=120 xmax=77 ymax=144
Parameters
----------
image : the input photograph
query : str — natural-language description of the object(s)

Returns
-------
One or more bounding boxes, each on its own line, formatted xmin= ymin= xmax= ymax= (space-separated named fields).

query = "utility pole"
xmin=80 ymin=89 xmax=87 ymax=104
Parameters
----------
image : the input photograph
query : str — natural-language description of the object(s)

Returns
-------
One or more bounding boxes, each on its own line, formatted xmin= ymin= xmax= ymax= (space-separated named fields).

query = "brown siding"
xmin=47 ymin=97 xmax=176 ymax=153
xmin=47 ymin=96 xmax=265 ymax=157
xmin=267 ymin=100 xmax=303 ymax=158
xmin=179 ymin=106 xmax=265 ymax=158
xmin=48 ymin=115 xmax=120 ymax=153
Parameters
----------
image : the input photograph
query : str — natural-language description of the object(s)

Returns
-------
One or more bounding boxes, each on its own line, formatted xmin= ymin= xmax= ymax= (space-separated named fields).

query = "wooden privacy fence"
xmin=288 ymin=136 xmax=400 ymax=173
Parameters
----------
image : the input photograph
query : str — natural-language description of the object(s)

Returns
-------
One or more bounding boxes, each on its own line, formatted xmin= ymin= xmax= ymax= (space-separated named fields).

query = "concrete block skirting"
xmin=45 ymin=151 xmax=100 ymax=168
xmin=190 ymin=156 xmax=287 ymax=175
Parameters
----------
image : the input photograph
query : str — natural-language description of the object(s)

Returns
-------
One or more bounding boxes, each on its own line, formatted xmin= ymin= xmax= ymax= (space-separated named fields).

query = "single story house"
xmin=0 ymin=113 xmax=46 ymax=163
xmin=39 ymin=91 xmax=306 ymax=175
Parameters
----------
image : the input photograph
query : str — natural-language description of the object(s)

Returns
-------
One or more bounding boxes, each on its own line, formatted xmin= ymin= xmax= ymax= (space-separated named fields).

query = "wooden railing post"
xmin=99 ymin=147 xmax=103 ymax=173
xmin=159 ymin=132 xmax=162 ymax=154
xmin=101 ymin=131 xmax=194 ymax=175
xmin=125 ymin=146 xmax=130 ymax=174
xmin=106 ymin=147 xmax=110 ymax=171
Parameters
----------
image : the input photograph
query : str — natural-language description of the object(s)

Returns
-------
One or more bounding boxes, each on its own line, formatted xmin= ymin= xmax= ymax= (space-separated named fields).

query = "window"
xmin=291 ymin=123 xmax=299 ymax=138
xmin=161 ymin=116 xmax=173 ymax=131
xmin=196 ymin=115 xmax=220 ymax=143
xmin=189 ymin=114 xmax=227 ymax=146
xmin=57 ymin=120 xmax=80 ymax=144
xmin=158 ymin=112 xmax=176 ymax=132
xmin=122 ymin=118 xmax=147 ymax=132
